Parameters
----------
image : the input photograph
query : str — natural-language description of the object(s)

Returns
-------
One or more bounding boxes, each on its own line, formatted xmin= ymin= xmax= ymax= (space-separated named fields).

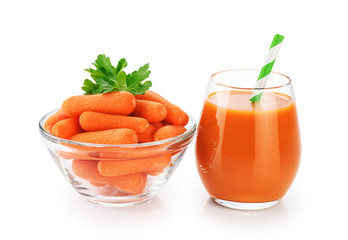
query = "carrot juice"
xmin=196 ymin=90 xmax=301 ymax=203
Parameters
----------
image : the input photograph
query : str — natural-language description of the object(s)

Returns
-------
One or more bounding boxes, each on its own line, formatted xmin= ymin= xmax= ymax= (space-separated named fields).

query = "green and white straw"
xmin=249 ymin=34 xmax=284 ymax=102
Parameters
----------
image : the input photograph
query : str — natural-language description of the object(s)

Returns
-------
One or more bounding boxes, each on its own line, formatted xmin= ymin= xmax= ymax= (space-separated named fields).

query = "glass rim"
xmin=210 ymin=69 xmax=292 ymax=90
xmin=39 ymin=109 xmax=197 ymax=148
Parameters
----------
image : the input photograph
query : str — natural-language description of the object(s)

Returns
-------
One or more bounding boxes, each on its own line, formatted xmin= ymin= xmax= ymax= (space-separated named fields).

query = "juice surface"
xmin=196 ymin=91 xmax=301 ymax=202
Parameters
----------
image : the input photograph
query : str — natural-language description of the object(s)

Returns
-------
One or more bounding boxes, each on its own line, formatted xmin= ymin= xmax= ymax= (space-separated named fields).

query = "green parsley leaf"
xmin=128 ymin=80 xmax=152 ymax=95
xmin=126 ymin=63 xmax=151 ymax=94
xmin=115 ymin=58 xmax=127 ymax=76
xmin=82 ymin=79 xmax=96 ymax=93
xmin=82 ymin=54 xmax=152 ymax=95
xmin=93 ymin=54 xmax=116 ymax=81
xmin=116 ymin=71 xmax=127 ymax=90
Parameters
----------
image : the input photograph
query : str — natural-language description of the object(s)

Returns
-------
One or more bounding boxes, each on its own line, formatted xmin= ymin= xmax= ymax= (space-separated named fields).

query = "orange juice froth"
xmin=196 ymin=91 xmax=301 ymax=202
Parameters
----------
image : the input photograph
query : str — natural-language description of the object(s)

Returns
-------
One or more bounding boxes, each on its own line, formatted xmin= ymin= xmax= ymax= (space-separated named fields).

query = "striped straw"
xmin=249 ymin=34 xmax=284 ymax=102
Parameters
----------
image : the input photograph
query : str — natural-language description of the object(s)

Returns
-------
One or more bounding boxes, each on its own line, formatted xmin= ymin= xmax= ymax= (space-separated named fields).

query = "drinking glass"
xmin=195 ymin=69 xmax=301 ymax=210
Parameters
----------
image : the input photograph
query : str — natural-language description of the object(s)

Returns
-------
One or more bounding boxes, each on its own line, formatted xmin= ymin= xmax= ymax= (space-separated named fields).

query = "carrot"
xmin=153 ymin=125 xmax=186 ymax=141
xmin=135 ymin=91 xmax=189 ymax=126
xmin=152 ymin=122 xmax=164 ymax=129
xmin=147 ymin=171 xmax=163 ymax=176
xmin=131 ymin=99 xmax=167 ymax=123
xmin=44 ymin=109 xmax=69 ymax=133
xmin=62 ymin=91 xmax=135 ymax=118
xmin=54 ymin=150 xmax=100 ymax=160
xmin=69 ymin=129 xmax=138 ymax=144
xmin=161 ymin=121 xmax=171 ymax=126
xmin=98 ymin=155 xmax=172 ymax=177
xmin=89 ymin=181 xmax=106 ymax=187
xmin=137 ymin=124 xmax=156 ymax=143
xmin=98 ymin=145 xmax=170 ymax=160
xmin=72 ymin=160 xmax=147 ymax=194
xmin=79 ymin=111 xmax=149 ymax=133
xmin=51 ymin=118 xmax=83 ymax=139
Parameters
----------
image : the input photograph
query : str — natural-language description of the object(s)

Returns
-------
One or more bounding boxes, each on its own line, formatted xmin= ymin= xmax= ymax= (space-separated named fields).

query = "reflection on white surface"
xmin=200 ymin=198 xmax=291 ymax=228
xmin=67 ymin=194 xmax=168 ymax=224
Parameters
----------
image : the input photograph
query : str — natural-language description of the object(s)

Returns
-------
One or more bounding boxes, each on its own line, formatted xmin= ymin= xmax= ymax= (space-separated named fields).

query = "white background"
xmin=1 ymin=0 xmax=348 ymax=239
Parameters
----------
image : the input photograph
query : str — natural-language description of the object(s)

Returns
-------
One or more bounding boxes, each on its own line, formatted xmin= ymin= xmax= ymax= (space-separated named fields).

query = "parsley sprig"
xmin=82 ymin=54 xmax=152 ymax=95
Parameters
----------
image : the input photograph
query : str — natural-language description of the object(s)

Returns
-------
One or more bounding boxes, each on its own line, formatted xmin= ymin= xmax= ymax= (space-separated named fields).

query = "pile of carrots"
xmin=44 ymin=90 xmax=189 ymax=195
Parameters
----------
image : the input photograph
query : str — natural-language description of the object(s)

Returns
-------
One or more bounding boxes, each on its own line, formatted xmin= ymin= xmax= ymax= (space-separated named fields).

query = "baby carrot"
xmin=147 ymin=171 xmax=163 ymax=176
xmin=153 ymin=125 xmax=186 ymax=141
xmin=161 ymin=121 xmax=171 ymax=126
xmin=137 ymin=124 xmax=156 ymax=143
xmin=98 ymin=154 xmax=172 ymax=177
xmin=62 ymin=91 xmax=135 ymax=118
xmin=54 ymin=150 xmax=100 ymax=160
xmin=98 ymin=145 xmax=169 ymax=160
xmin=69 ymin=129 xmax=138 ymax=144
xmin=135 ymin=91 xmax=189 ymax=126
xmin=152 ymin=122 xmax=164 ymax=129
xmin=44 ymin=109 xmax=69 ymax=133
xmin=131 ymin=99 xmax=167 ymax=123
xmin=89 ymin=181 xmax=106 ymax=187
xmin=79 ymin=111 xmax=149 ymax=133
xmin=51 ymin=118 xmax=83 ymax=139
xmin=72 ymin=160 xmax=147 ymax=194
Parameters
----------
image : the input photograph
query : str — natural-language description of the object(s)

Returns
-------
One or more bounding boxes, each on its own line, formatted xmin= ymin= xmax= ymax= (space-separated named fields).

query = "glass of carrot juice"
xmin=195 ymin=69 xmax=301 ymax=210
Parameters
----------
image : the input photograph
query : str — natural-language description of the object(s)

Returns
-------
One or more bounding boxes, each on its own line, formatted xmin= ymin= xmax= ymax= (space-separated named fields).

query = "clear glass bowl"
xmin=39 ymin=109 xmax=196 ymax=207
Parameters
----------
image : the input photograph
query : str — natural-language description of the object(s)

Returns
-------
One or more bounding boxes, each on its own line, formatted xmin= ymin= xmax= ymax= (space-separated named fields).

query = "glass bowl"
xmin=39 ymin=109 xmax=196 ymax=207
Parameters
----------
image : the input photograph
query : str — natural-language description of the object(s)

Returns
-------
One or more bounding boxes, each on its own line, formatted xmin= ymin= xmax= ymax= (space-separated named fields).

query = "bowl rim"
xmin=39 ymin=109 xmax=197 ymax=148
